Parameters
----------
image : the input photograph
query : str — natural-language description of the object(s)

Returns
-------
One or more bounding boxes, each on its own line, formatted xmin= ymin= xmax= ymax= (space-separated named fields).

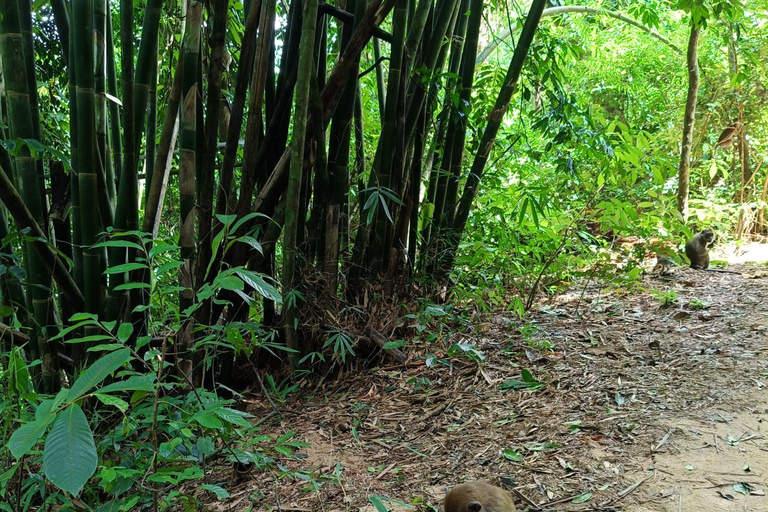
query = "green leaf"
xmin=218 ymin=275 xmax=244 ymax=291
xmin=236 ymin=269 xmax=281 ymax=303
xmin=50 ymin=319 xmax=99 ymax=341
xmin=92 ymin=240 xmax=144 ymax=252
xmin=68 ymin=349 xmax=131 ymax=401
xmin=98 ymin=374 xmax=156 ymax=394
xmin=104 ymin=262 xmax=148 ymax=275
xmin=368 ymin=496 xmax=389 ymax=512
xmin=200 ymin=484 xmax=230 ymax=499
xmin=382 ymin=340 xmax=406 ymax=350
xmin=214 ymin=407 xmax=253 ymax=427
xmin=94 ymin=393 xmax=129 ymax=413
xmin=155 ymin=260 xmax=185 ymax=276
xmin=148 ymin=243 xmax=180 ymax=259
xmin=8 ymin=412 xmax=57 ymax=459
xmin=64 ymin=334 xmax=113 ymax=344
xmin=87 ymin=344 xmax=126 ymax=352
xmin=43 ymin=405 xmax=98 ymax=496
xmin=193 ymin=411 xmax=223 ymax=429
xmin=114 ymin=282 xmax=151 ymax=291
xmin=502 ymin=448 xmax=524 ymax=462
xmin=571 ymin=493 xmax=592 ymax=504
xmin=230 ymin=211 xmax=269 ymax=234
xmin=117 ymin=323 xmax=133 ymax=342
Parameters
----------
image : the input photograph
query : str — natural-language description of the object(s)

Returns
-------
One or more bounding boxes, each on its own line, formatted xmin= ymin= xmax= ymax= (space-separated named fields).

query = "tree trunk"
xmin=676 ymin=20 xmax=700 ymax=219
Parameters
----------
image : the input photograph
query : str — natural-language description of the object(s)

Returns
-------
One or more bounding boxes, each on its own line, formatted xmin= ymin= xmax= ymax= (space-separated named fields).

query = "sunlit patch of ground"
xmin=712 ymin=241 xmax=768 ymax=265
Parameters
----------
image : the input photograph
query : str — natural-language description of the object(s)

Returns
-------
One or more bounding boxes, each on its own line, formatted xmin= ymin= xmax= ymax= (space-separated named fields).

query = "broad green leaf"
xmin=8 ymin=412 xmax=57 ymax=459
xmin=230 ymin=211 xmax=269 ymax=234
xmin=155 ymin=260 xmax=185 ymax=276
xmin=98 ymin=374 xmax=156 ymax=394
xmin=200 ymin=483 xmax=230 ymax=499
xmin=68 ymin=349 xmax=131 ymax=401
xmin=214 ymin=407 xmax=253 ymax=427
xmin=502 ymin=448 xmax=524 ymax=462
xmin=218 ymin=275 xmax=244 ymax=291
xmin=193 ymin=411 xmax=223 ymax=429
xmin=43 ymin=405 xmax=97 ymax=496
xmin=117 ymin=322 xmax=133 ymax=342
xmin=94 ymin=393 xmax=129 ymax=413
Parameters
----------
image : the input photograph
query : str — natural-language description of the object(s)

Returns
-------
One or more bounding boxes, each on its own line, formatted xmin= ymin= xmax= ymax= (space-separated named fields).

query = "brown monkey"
xmin=444 ymin=481 xmax=516 ymax=512
xmin=685 ymin=229 xmax=715 ymax=269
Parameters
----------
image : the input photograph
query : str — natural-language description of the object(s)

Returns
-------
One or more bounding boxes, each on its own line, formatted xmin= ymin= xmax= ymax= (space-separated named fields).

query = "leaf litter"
xmin=200 ymin=262 xmax=768 ymax=511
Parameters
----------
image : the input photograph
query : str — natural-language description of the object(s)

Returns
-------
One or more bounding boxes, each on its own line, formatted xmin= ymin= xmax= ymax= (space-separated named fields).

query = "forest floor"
xmin=207 ymin=244 xmax=768 ymax=512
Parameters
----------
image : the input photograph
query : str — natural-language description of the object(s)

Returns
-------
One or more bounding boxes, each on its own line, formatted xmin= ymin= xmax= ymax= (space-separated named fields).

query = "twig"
xmin=526 ymin=186 xmax=601 ymax=310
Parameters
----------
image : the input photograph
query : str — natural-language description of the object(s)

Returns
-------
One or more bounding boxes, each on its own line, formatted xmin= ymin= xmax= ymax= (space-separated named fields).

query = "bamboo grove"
xmin=0 ymin=0 xmax=547 ymax=392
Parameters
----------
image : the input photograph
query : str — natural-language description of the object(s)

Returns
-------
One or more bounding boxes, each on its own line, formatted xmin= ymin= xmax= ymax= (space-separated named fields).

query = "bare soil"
xmin=208 ymin=255 xmax=768 ymax=511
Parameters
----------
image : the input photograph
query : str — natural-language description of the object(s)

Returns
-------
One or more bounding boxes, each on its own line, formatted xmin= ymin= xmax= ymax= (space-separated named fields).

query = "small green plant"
xmin=651 ymin=289 xmax=678 ymax=305
xmin=406 ymin=376 xmax=433 ymax=392
xmin=446 ymin=342 xmax=485 ymax=362
xmin=687 ymin=298 xmax=709 ymax=310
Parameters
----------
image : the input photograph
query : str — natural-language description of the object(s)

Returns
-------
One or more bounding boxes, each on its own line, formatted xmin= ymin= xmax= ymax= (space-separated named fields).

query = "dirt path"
xmin=217 ymin=260 xmax=768 ymax=511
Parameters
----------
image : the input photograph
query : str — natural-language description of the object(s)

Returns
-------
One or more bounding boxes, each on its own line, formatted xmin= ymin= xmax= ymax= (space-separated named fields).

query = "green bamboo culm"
xmin=441 ymin=0 xmax=547 ymax=276
xmin=106 ymin=8 xmax=122 ymax=197
xmin=73 ymin=0 xmax=103 ymax=321
xmin=366 ymin=0 xmax=409 ymax=268
xmin=133 ymin=0 xmax=163 ymax=196
xmin=94 ymin=0 xmax=114 ymax=232
xmin=178 ymin=0 xmax=203 ymax=374
xmin=282 ymin=0 xmax=320 ymax=367
xmin=0 ymin=0 xmax=60 ymax=391
xmin=17 ymin=0 xmax=47 ymax=226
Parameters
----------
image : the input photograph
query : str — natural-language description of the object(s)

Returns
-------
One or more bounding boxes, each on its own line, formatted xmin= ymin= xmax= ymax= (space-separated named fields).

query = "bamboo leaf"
xmin=64 ymin=334 xmax=114 ymax=344
xmin=92 ymin=240 xmax=144 ymax=251
xmin=236 ymin=269 xmax=281 ymax=303
xmin=104 ymin=262 xmax=149 ymax=275
xmin=230 ymin=212 xmax=269 ymax=234
xmin=114 ymin=282 xmax=151 ymax=291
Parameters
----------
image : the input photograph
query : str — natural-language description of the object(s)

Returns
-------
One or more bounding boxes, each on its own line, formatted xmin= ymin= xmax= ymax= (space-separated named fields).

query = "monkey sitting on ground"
xmin=685 ymin=228 xmax=715 ymax=269
xmin=683 ymin=229 xmax=741 ymax=274
xmin=444 ymin=481 xmax=516 ymax=512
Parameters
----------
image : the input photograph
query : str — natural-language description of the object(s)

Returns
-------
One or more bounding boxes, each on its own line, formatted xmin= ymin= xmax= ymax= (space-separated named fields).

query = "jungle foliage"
xmin=0 ymin=0 xmax=765 ymax=508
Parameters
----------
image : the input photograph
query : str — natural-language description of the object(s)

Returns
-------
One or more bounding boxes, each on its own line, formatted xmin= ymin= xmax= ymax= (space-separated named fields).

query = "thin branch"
xmin=476 ymin=5 xmax=682 ymax=65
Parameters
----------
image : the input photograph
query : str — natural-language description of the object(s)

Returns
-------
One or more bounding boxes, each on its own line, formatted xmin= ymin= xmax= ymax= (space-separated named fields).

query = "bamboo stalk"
xmin=443 ymin=0 xmax=546 ymax=276
xmin=283 ymin=0 xmax=320 ymax=366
